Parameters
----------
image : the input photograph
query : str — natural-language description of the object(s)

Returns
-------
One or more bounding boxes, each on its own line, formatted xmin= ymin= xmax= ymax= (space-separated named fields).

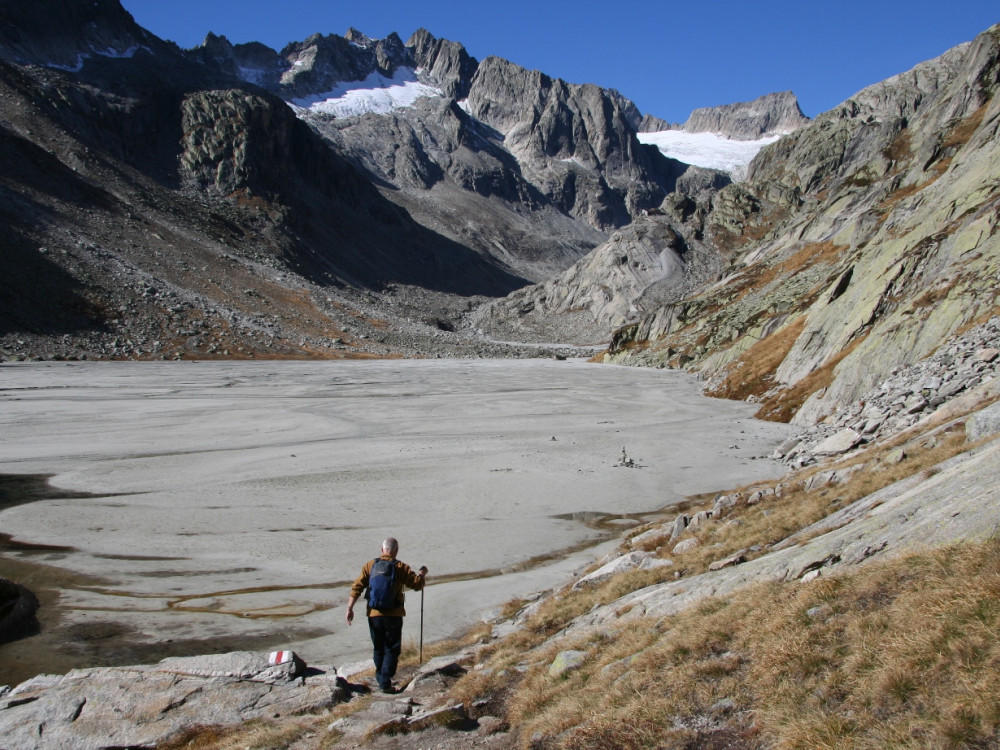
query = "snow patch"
xmin=46 ymin=44 xmax=147 ymax=72
xmin=290 ymin=68 xmax=442 ymax=118
xmin=638 ymin=130 xmax=783 ymax=180
xmin=238 ymin=66 xmax=267 ymax=85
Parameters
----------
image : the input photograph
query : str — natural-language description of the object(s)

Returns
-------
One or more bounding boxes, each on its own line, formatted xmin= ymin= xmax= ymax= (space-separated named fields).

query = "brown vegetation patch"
xmin=912 ymin=276 xmax=960 ymax=310
xmin=882 ymin=129 xmax=913 ymax=165
xmin=441 ymin=422 xmax=984 ymax=749
xmin=471 ymin=535 xmax=1000 ymax=749
xmin=956 ymin=303 xmax=1000 ymax=338
xmin=158 ymin=718 xmax=327 ymax=750
xmin=742 ymin=204 xmax=795 ymax=245
xmin=755 ymin=332 xmax=869 ymax=422
xmin=878 ymin=171 xmax=946 ymax=223
xmin=704 ymin=315 xmax=806 ymax=402
xmin=776 ymin=240 xmax=847 ymax=276
xmin=750 ymin=538 xmax=1000 ymax=749
xmin=941 ymin=103 xmax=989 ymax=153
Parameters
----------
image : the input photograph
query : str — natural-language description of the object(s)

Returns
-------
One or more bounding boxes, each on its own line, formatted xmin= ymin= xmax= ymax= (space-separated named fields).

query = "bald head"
xmin=381 ymin=537 xmax=399 ymax=556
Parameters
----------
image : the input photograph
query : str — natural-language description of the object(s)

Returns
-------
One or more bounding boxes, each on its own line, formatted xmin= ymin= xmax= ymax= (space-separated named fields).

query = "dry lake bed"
xmin=0 ymin=358 xmax=795 ymax=685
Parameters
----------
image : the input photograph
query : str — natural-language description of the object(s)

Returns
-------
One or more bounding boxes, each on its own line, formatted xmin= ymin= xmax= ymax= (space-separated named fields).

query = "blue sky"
xmin=121 ymin=0 xmax=998 ymax=124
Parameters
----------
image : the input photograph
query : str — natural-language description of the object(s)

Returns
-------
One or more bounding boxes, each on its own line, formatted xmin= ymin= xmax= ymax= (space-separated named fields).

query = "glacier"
xmin=638 ymin=130 xmax=783 ymax=180
xmin=289 ymin=68 xmax=442 ymax=117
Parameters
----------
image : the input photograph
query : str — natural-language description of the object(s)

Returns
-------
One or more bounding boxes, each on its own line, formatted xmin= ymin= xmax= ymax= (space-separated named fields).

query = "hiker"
xmin=346 ymin=537 xmax=427 ymax=693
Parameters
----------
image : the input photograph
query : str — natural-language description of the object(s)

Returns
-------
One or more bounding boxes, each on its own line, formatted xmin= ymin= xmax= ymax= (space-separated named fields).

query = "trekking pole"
xmin=419 ymin=587 xmax=425 ymax=664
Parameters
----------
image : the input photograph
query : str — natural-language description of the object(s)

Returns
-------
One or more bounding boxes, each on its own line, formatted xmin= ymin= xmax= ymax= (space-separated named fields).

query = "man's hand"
xmin=418 ymin=565 xmax=428 ymax=577
xmin=346 ymin=605 xmax=354 ymax=625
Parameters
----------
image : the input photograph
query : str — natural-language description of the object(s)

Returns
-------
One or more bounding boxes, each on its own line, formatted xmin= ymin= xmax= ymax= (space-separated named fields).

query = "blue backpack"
xmin=367 ymin=558 xmax=398 ymax=610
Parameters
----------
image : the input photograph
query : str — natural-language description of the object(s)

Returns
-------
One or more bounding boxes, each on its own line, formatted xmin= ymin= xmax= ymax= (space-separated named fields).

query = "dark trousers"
xmin=368 ymin=615 xmax=403 ymax=690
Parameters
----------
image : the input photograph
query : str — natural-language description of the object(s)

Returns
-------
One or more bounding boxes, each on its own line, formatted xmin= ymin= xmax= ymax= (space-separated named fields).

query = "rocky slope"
xmin=0 ymin=1 xmax=546 ymax=362
xmin=469 ymin=175 xmax=727 ymax=344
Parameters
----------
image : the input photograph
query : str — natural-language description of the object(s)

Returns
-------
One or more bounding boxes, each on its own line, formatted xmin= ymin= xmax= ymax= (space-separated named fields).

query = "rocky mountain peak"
xmin=190 ymin=31 xmax=236 ymax=69
xmin=0 ymin=0 xmax=159 ymax=69
xmin=406 ymin=28 xmax=478 ymax=100
xmin=278 ymin=33 xmax=380 ymax=95
xmin=344 ymin=27 xmax=371 ymax=46
xmin=188 ymin=27 xmax=419 ymax=99
xmin=683 ymin=90 xmax=810 ymax=140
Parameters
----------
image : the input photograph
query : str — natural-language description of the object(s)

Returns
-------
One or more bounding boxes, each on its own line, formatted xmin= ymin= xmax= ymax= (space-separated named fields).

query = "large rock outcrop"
xmin=191 ymin=24 xmax=684 ymax=233
xmin=471 ymin=185 xmax=726 ymax=343
xmin=0 ymin=651 xmax=344 ymax=749
xmin=185 ymin=28 xmax=415 ymax=99
xmin=407 ymin=27 xmax=477 ymax=100
xmin=0 ymin=0 xmax=163 ymax=70
xmin=1 ymin=0 xmax=698 ymax=361
xmin=463 ymin=54 xmax=677 ymax=228
xmin=0 ymin=578 xmax=39 ymax=644
xmin=681 ymin=91 xmax=810 ymax=140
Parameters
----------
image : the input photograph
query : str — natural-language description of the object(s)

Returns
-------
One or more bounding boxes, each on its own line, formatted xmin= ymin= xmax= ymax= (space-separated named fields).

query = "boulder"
xmin=689 ymin=510 xmax=712 ymax=528
xmin=669 ymin=513 xmax=691 ymax=541
xmin=403 ymin=652 xmax=471 ymax=693
xmin=708 ymin=552 xmax=747 ymax=571
xmin=0 ymin=578 xmax=40 ymax=645
xmin=573 ymin=551 xmax=652 ymax=589
xmin=966 ymin=400 xmax=1000 ymax=442
xmin=406 ymin=702 xmax=467 ymax=731
xmin=638 ymin=557 xmax=674 ymax=571
xmin=548 ymin=650 xmax=587 ymax=679
xmin=672 ymin=538 xmax=700 ymax=555
xmin=630 ymin=526 xmax=671 ymax=549
xmin=156 ymin=649 xmax=306 ymax=683
xmin=811 ymin=428 xmax=862 ymax=456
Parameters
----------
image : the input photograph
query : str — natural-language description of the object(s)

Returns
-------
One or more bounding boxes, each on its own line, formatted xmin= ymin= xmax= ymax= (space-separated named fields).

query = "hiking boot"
xmin=379 ymin=684 xmax=396 ymax=694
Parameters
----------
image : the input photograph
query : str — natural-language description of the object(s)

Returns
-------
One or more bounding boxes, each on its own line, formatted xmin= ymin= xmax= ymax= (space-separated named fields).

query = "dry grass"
xmin=705 ymin=316 xmax=806 ymax=403
xmin=157 ymin=713 xmax=343 ymax=750
xmin=936 ymin=103 xmax=989 ymax=158
xmin=400 ymin=620 xmax=494 ymax=664
xmin=703 ymin=313 xmax=866 ymax=425
xmin=872 ymin=106 xmax=988 ymax=224
xmin=755 ymin=332 xmax=869 ymax=422
xmin=883 ymin=130 xmax=913 ymax=164
xmin=912 ymin=276 xmax=960 ymax=310
xmin=485 ymin=537 xmax=1000 ymax=749
xmin=749 ymin=538 xmax=1000 ymax=749
xmin=775 ymin=241 xmax=847 ymax=277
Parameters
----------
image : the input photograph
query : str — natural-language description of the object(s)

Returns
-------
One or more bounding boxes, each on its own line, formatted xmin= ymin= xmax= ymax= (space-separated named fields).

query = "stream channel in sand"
xmin=0 ymin=358 xmax=795 ymax=686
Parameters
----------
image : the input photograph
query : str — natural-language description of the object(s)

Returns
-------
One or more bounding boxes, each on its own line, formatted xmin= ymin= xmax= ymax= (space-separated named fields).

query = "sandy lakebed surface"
xmin=0 ymin=358 xmax=796 ymax=686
